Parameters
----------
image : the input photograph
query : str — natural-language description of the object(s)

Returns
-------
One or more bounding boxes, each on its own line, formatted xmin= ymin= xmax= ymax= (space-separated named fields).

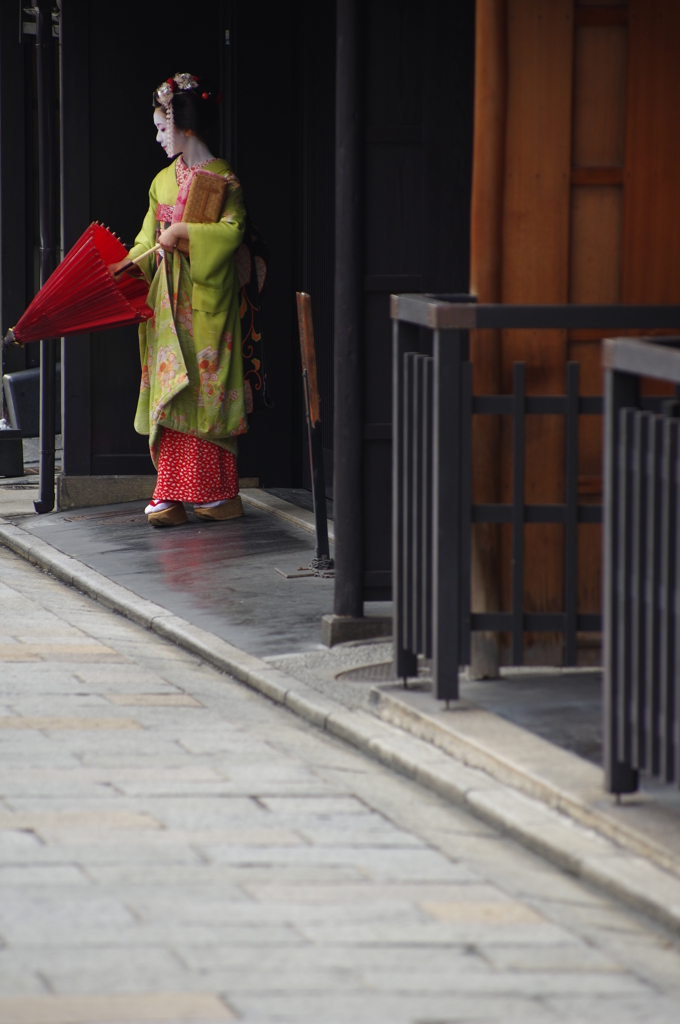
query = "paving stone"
xmin=0 ymin=716 xmax=141 ymax=731
xmin=72 ymin=665 xmax=187 ymax=690
xmin=85 ymin=863 xmax=367 ymax=886
xmin=0 ymin=645 xmax=124 ymax=663
xmin=293 ymin=919 xmax=578 ymax=947
xmin=26 ymin=845 xmax=207 ymax=868
xmin=0 ymin=946 xmax=187 ymax=996
xmin=0 ymin=897 xmax=136 ymax=942
xmin=201 ymin=844 xmax=479 ymax=882
xmin=419 ymin=899 xmax=545 ymax=924
xmin=294 ymin=826 xmax=424 ymax=848
xmin=46 ymin=826 xmax=301 ymax=848
xmin=0 ymin=866 xmax=88 ymax=886
xmin=478 ymin=942 xmax=625 ymax=973
xmin=2 ymin=543 xmax=680 ymax=1022
xmin=105 ymin=694 xmax=204 ymax=707
xmin=97 ymin=797 xmax=268 ymax=830
xmin=359 ymin=967 xmax=648 ymax=997
xmin=174 ymin=942 xmax=491 ymax=978
xmin=257 ymin=795 xmax=371 ymax=815
xmin=0 ymin=810 xmax=160 ymax=832
xmin=541 ymin=994 xmax=678 ymax=1024
xmin=228 ymin=993 xmax=555 ymax=1023
xmin=0 ymin=831 xmax=44 ymax=857
xmin=0 ymin=970 xmax=47 ymax=996
xmin=0 ymin=993 xmax=234 ymax=1022
xmin=0 ymin=765 xmax=220 ymax=793
xmin=104 ymin=781 xmax=265 ymax=798
xmin=5 ymin=921 xmax=306 ymax=949
xmin=0 ymin=647 xmax=42 ymax=662
xmin=240 ymin=881 xmax=499 ymax=904
xmin=177 ymin=967 xmax=367 ymax=994
xmin=5 ymin=695 xmax=114 ymax=713
xmin=125 ymin=896 xmax=426 ymax=928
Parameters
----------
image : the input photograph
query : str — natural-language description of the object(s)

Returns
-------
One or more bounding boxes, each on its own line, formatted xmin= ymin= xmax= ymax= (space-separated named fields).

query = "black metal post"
xmin=392 ymin=320 xmax=418 ymax=681
xmin=34 ymin=0 xmax=59 ymax=514
xmin=603 ymin=365 xmax=639 ymax=795
xmin=564 ymin=362 xmax=580 ymax=666
xmin=432 ymin=328 xmax=462 ymax=701
xmin=333 ymin=0 xmax=363 ymax=618
xmin=309 ymin=423 xmax=331 ymax=562
xmin=511 ymin=363 xmax=526 ymax=665
xmin=301 ymin=364 xmax=331 ymax=563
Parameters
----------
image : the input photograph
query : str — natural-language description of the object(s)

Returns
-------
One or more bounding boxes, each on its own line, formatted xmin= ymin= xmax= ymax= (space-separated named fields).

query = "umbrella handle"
xmin=131 ymin=243 xmax=161 ymax=265
xmin=114 ymin=244 xmax=161 ymax=276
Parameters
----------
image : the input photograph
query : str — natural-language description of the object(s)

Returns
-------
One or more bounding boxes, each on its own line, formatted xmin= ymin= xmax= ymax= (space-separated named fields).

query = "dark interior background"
xmin=1 ymin=0 xmax=474 ymax=601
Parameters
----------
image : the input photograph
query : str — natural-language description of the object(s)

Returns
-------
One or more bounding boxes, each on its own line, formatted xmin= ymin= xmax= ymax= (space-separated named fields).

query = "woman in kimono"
xmin=111 ymin=73 xmax=247 ymax=527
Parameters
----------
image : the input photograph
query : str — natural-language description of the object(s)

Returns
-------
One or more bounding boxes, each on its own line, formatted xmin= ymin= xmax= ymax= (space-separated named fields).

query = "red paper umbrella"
xmin=6 ymin=223 xmax=155 ymax=345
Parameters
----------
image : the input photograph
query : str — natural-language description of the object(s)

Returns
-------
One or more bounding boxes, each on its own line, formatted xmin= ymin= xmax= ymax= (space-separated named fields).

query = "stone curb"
xmin=370 ymin=685 xmax=680 ymax=881
xmin=2 ymin=516 xmax=680 ymax=937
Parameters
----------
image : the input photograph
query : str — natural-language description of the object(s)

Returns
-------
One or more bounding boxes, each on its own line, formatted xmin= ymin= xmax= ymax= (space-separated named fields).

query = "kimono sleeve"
xmin=187 ymin=174 xmax=246 ymax=313
xmin=127 ymin=176 xmax=159 ymax=283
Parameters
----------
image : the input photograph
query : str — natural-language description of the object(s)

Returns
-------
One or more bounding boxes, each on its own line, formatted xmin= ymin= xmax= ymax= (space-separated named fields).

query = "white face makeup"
xmin=153 ymin=108 xmax=181 ymax=158
xmin=153 ymin=105 xmax=214 ymax=167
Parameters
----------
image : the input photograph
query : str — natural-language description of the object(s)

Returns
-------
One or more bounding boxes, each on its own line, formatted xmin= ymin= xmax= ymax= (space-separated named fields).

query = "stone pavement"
xmin=4 ymin=489 xmax=680 ymax=934
xmin=2 ymin=546 xmax=680 ymax=1023
xmin=7 ymin=493 xmax=337 ymax=658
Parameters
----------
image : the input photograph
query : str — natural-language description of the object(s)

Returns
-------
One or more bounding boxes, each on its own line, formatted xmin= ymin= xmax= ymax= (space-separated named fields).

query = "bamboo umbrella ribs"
xmin=3 ymin=223 xmax=156 ymax=346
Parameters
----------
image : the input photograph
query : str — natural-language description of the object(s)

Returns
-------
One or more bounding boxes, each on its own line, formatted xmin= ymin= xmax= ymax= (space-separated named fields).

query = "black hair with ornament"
xmin=153 ymin=73 xmax=221 ymax=142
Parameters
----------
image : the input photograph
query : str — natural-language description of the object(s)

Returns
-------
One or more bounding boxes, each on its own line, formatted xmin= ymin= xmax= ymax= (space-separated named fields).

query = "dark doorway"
xmin=361 ymin=0 xmax=475 ymax=599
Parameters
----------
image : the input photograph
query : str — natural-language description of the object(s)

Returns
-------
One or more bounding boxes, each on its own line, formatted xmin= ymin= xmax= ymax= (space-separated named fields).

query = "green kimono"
xmin=128 ymin=158 xmax=247 ymax=467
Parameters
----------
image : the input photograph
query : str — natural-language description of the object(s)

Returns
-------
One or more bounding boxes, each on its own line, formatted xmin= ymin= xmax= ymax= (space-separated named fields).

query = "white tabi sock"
xmin=193 ymin=499 xmax=229 ymax=509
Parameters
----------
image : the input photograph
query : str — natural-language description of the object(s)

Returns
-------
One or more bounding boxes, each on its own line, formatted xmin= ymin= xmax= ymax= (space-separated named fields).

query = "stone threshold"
xmin=58 ymin=474 xmax=260 ymax=511
xmin=240 ymin=487 xmax=334 ymax=542
xmin=370 ymin=681 xmax=680 ymax=881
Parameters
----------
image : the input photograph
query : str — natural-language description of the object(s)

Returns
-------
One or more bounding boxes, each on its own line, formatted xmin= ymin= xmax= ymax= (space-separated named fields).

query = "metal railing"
xmin=604 ymin=336 xmax=680 ymax=794
xmin=391 ymin=295 xmax=680 ymax=704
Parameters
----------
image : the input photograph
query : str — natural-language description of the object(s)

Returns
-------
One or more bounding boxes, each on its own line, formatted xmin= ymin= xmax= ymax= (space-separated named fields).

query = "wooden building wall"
xmin=470 ymin=0 xmax=680 ymax=665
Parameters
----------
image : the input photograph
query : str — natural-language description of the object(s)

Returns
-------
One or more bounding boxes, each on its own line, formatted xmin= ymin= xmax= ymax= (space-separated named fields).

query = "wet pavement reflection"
xmin=17 ymin=500 xmax=334 ymax=657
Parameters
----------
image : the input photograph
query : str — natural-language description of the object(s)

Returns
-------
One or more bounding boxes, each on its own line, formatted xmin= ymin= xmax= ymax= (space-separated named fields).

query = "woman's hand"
xmin=108 ymin=257 xmax=145 ymax=280
xmin=157 ymin=223 xmax=190 ymax=252
xmin=108 ymin=257 xmax=131 ymax=277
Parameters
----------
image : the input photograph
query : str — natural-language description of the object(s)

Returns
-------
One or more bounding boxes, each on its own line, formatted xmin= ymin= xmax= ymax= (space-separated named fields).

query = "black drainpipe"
xmin=34 ymin=0 xmax=59 ymax=514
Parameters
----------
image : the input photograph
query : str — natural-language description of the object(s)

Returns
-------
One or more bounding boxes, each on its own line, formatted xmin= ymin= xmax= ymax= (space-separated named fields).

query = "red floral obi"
xmin=154 ymin=204 xmax=175 ymax=269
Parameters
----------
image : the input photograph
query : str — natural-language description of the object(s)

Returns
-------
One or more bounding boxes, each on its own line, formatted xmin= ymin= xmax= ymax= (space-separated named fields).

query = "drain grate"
xmin=335 ymin=661 xmax=394 ymax=682
xmin=63 ymin=507 xmax=147 ymax=525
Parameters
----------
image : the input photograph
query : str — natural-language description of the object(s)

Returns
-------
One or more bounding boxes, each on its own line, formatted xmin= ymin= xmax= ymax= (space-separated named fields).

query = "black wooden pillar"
xmin=333 ymin=0 xmax=364 ymax=618
xmin=0 ymin=4 xmax=28 ymax=379
xmin=60 ymin=0 xmax=91 ymax=476
xmin=34 ymin=0 xmax=60 ymax=513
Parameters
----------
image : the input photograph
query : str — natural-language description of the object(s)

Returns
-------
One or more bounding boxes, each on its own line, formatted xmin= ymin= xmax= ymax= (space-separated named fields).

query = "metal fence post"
xmin=432 ymin=328 xmax=462 ymax=700
xmin=564 ymin=362 xmax=580 ymax=666
xmin=390 ymin=300 xmax=680 ymax=793
xmin=511 ymin=364 xmax=526 ymax=665
xmin=392 ymin=319 xmax=419 ymax=682
xmin=659 ymin=417 xmax=679 ymax=781
xmin=604 ymin=365 xmax=639 ymax=794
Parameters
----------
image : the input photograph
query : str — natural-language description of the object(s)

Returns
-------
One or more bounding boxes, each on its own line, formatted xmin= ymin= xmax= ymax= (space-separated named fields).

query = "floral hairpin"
xmin=173 ymin=73 xmax=199 ymax=92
